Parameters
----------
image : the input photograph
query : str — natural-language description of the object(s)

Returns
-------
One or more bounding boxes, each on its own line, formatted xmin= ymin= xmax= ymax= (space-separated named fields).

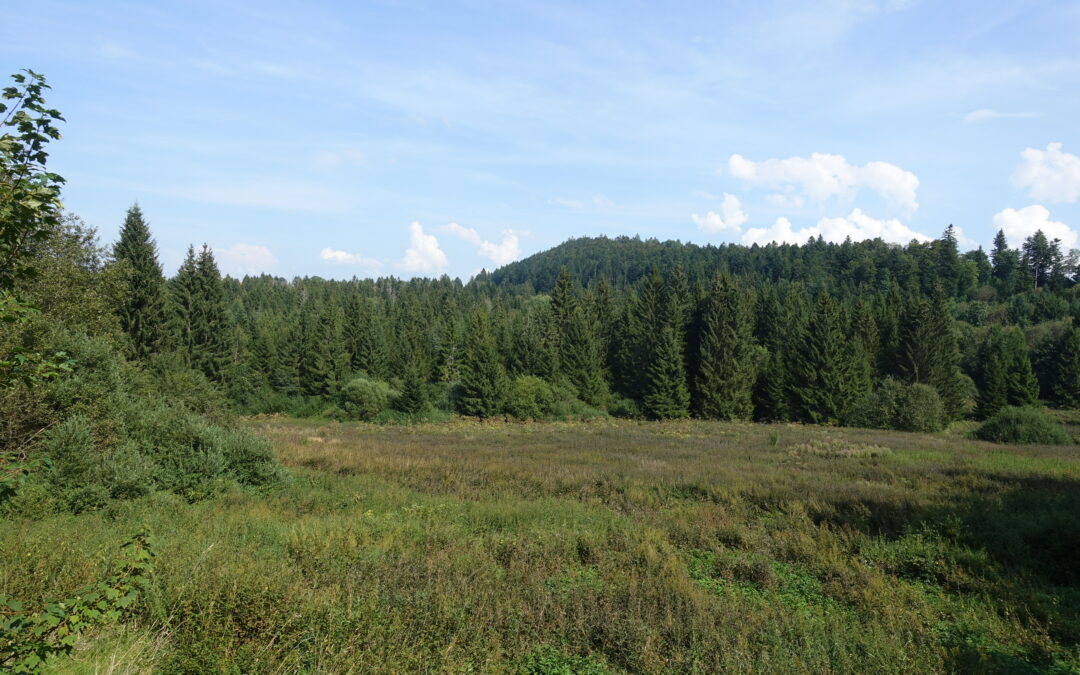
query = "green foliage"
xmin=505 ymin=375 xmax=558 ymax=420
xmin=112 ymin=204 xmax=167 ymax=360
xmin=972 ymin=326 xmax=1039 ymax=419
xmin=846 ymin=378 xmax=946 ymax=432
xmin=788 ymin=294 xmax=866 ymax=425
xmin=517 ymin=644 xmax=611 ymax=675
xmin=339 ymin=376 xmax=396 ymax=421
xmin=1036 ymin=326 xmax=1080 ymax=407
xmin=642 ymin=324 xmax=690 ymax=419
xmin=695 ymin=274 xmax=761 ymax=420
xmin=0 ymin=70 xmax=65 ymax=293
xmin=394 ymin=366 xmax=428 ymax=414
xmin=1 ymin=532 xmax=152 ymax=673
xmin=458 ymin=309 xmax=508 ymax=419
xmin=971 ymin=406 xmax=1074 ymax=445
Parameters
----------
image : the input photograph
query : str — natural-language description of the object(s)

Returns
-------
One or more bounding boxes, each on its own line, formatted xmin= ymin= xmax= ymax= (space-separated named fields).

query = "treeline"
xmin=110 ymin=207 xmax=1080 ymax=430
xmin=1 ymin=71 xmax=281 ymax=516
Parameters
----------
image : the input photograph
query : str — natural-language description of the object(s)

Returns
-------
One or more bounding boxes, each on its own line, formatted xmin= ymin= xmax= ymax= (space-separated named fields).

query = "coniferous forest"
xmin=5 ymin=70 xmax=1080 ymax=673
xmin=97 ymin=205 xmax=1080 ymax=432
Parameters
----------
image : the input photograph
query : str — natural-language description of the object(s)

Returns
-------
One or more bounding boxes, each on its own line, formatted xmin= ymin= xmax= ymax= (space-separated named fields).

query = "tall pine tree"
xmin=458 ymin=308 xmax=508 ymax=418
xmin=112 ymin=203 xmax=167 ymax=359
xmin=695 ymin=274 xmax=761 ymax=420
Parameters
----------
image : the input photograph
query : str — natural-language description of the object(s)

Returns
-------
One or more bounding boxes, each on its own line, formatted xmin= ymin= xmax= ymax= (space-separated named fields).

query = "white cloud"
xmin=1012 ymin=143 xmax=1080 ymax=203
xmin=691 ymin=193 xmax=747 ymax=233
xmin=214 ymin=243 xmax=277 ymax=277
xmin=441 ymin=223 xmax=522 ymax=266
xmin=319 ymin=247 xmax=383 ymax=273
xmin=766 ymin=193 xmax=805 ymax=209
xmin=992 ymin=205 xmax=1077 ymax=249
xmin=816 ymin=208 xmax=931 ymax=243
xmin=728 ymin=152 xmax=919 ymax=211
xmin=963 ymin=108 xmax=1038 ymax=123
xmin=398 ymin=222 xmax=448 ymax=274
xmin=740 ymin=209 xmax=930 ymax=246
xmin=741 ymin=217 xmax=810 ymax=246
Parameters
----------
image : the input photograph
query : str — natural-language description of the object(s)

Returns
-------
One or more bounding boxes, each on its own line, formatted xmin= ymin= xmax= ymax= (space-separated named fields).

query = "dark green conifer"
xmin=190 ymin=245 xmax=230 ymax=382
xmin=788 ymin=293 xmax=865 ymax=425
xmin=1038 ymin=327 xmax=1080 ymax=407
xmin=695 ymin=274 xmax=761 ymax=420
xmin=112 ymin=203 xmax=167 ymax=359
xmin=395 ymin=365 xmax=427 ymax=414
xmin=643 ymin=324 xmax=690 ymax=419
xmin=974 ymin=326 xmax=1038 ymax=417
xmin=458 ymin=308 xmax=508 ymax=418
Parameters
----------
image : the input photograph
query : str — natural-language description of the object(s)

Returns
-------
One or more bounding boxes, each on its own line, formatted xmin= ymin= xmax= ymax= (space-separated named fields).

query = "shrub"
xmin=339 ymin=377 xmax=396 ymax=421
xmin=971 ymin=406 xmax=1075 ymax=445
xmin=505 ymin=376 xmax=557 ymax=420
xmin=845 ymin=378 xmax=945 ymax=432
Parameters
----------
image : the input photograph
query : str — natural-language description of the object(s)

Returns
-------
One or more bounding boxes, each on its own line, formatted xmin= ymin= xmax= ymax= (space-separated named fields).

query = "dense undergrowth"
xmin=3 ymin=419 xmax=1078 ymax=673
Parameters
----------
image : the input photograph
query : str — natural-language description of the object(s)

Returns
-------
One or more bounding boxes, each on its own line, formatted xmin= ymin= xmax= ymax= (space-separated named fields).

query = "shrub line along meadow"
xmin=3 ymin=417 xmax=1079 ymax=673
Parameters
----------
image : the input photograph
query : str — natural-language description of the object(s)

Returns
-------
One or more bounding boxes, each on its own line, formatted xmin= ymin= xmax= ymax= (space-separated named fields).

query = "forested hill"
xmin=487 ymin=232 xmax=996 ymax=296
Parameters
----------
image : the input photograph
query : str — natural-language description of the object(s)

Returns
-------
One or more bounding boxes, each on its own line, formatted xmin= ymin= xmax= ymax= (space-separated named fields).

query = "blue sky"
xmin=4 ymin=0 xmax=1080 ymax=279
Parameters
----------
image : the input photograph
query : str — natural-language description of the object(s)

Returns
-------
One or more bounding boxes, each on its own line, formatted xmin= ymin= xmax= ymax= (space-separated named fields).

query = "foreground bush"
xmin=339 ymin=376 xmax=396 ymax=421
xmin=0 ymin=325 xmax=283 ymax=516
xmin=971 ymin=406 xmax=1075 ymax=445
xmin=845 ymin=378 xmax=946 ymax=432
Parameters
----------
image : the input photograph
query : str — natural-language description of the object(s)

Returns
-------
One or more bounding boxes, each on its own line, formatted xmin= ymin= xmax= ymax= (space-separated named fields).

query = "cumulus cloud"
xmin=214 ymin=243 xmax=277 ymax=277
xmin=319 ymin=247 xmax=383 ymax=273
xmin=1012 ymin=143 xmax=1080 ymax=203
xmin=740 ymin=209 xmax=930 ymax=246
xmin=441 ymin=223 xmax=521 ymax=266
xmin=728 ymin=152 xmax=919 ymax=211
xmin=816 ymin=209 xmax=931 ymax=243
xmin=741 ymin=217 xmax=808 ymax=246
xmin=963 ymin=108 xmax=1038 ymax=123
xmin=691 ymin=193 xmax=747 ymax=233
xmin=399 ymin=222 xmax=448 ymax=274
xmin=992 ymin=205 xmax=1077 ymax=249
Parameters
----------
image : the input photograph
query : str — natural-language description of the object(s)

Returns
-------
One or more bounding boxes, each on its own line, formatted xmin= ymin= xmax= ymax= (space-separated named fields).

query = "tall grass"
xmin=2 ymin=418 xmax=1079 ymax=672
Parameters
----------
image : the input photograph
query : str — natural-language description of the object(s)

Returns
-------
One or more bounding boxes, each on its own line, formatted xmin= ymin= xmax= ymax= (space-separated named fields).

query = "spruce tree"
xmin=973 ymin=326 xmax=1038 ymax=418
xmin=169 ymin=245 xmax=198 ymax=363
xmin=990 ymin=229 xmax=1020 ymax=295
xmin=788 ymin=293 xmax=865 ymax=425
xmin=897 ymin=288 xmax=965 ymax=418
xmin=1039 ymin=327 xmax=1080 ymax=407
xmin=642 ymin=324 xmax=690 ymax=419
xmin=190 ymin=245 xmax=230 ymax=382
xmin=458 ymin=308 xmax=507 ymax=418
xmin=395 ymin=365 xmax=427 ymax=414
xmin=113 ymin=203 xmax=167 ymax=359
xmin=695 ymin=274 xmax=760 ymax=420
xmin=561 ymin=304 xmax=608 ymax=408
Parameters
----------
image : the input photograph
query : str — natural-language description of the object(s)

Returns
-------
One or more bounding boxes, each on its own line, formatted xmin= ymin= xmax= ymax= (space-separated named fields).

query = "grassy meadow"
xmin=3 ymin=418 xmax=1080 ymax=673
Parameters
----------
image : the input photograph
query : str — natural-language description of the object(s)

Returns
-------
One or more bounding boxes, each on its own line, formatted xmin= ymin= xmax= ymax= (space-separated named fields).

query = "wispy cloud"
xmin=963 ymin=108 xmax=1038 ymax=123
xmin=319 ymin=247 xmax=383 ymax=273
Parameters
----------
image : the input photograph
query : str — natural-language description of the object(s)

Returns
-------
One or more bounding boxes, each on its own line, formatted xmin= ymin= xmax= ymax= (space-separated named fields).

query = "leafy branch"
xmin=0 ymin=533 xmax=154 ymax=673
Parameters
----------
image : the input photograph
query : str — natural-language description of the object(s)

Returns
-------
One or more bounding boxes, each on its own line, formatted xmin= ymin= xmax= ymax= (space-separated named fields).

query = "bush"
xmin=971 ymin=406 xmax=1075 ymax=445
xmin=845 ymin=379 xmax=946 ymax=433
xmin=505 ymin=376 xmax=557 ymax=420
xmin=339 ymin=377 xmax=396 ymax=421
